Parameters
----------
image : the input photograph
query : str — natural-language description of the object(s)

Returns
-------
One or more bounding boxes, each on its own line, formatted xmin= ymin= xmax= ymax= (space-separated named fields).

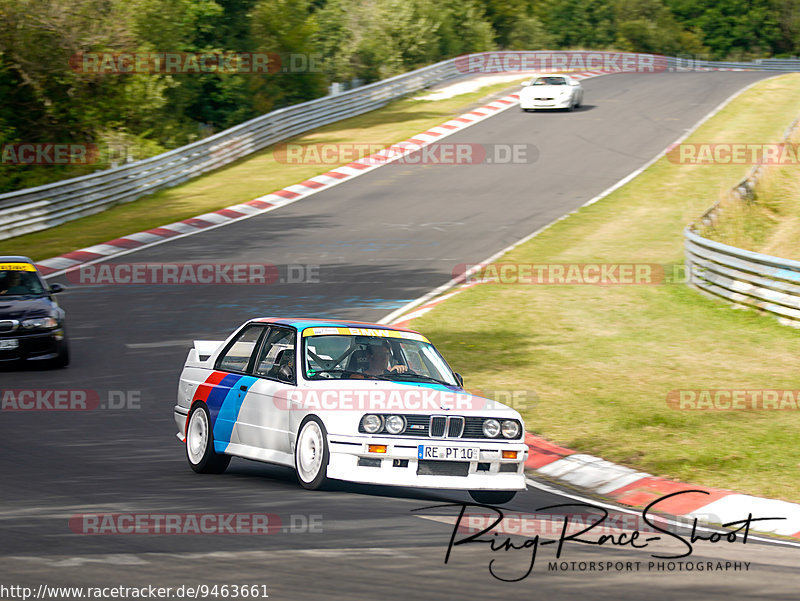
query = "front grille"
xmin=417 ymin=460 xmax=469 ymax=477
xmin=447 ymin=416 xmax=464 ymax=438
xmin=430 ymin=416 xmax=446 ymax=437
xmin=500 ymin=463 xmax=519 ymax=473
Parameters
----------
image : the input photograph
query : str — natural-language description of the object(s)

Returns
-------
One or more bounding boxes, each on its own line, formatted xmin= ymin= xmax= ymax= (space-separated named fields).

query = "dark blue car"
xmin=0 ymin=256 xmax=69 ymax=368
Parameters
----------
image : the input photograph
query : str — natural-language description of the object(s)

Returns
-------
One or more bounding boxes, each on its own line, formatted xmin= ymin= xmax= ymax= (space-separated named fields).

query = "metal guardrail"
xmin=2 ymin=52 xmax=799 ymax=241
xmin=684 ymin=229 xmax=800 ymax=324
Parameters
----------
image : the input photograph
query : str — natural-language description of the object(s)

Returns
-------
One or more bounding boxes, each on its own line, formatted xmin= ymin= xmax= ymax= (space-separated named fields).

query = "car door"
xmin=209 ymin=324 xmax=268 ymax=453
xmin=234 ymin=326 xmax=297 ymax=459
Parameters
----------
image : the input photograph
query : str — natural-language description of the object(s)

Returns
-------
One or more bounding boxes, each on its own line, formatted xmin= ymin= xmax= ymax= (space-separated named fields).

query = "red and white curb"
xmin=522 ymin=432 xmax=800 ymax=538
xmin=30 ymin=70 xmax=598 ymax=279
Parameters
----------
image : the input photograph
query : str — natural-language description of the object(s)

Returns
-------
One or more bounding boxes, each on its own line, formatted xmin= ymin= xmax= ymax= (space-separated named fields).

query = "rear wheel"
xmin=295 ymin=417 xmax=330 ymax=490
xmin=469 ymin=490 xmax=517 ymax=505
xmin=186 ymin=403 xmax=230 ymax=474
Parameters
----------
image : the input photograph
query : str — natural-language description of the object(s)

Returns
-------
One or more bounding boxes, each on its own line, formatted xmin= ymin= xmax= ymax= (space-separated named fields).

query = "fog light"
xmin=368 ymin=444 xmax=387 ymax=453
xmin=502 ymin=451 xmax=518 ymax=459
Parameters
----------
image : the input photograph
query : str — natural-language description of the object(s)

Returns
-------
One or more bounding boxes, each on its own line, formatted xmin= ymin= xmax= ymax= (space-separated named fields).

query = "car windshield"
xmin=302 ymin=330 xmax=457 ymax=385
xmin=533 ymin=76 xmax=567 ymax=85
xmin=0 ymin=267 xmax=45 ymax=297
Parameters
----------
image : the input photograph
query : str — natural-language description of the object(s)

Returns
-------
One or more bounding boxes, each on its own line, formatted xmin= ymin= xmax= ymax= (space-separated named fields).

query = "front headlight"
xmin=501 ymin=420 xmax=520 ymax=439
xmin=482 ymin=419 xmax=501 ymax=438
xmin=21 ymin=317 xmax=58 ymax=330
xmin=385 ymin=415 xmax=406 ymax=435
xmin=362 ymin=414 xmax=383 ymax=434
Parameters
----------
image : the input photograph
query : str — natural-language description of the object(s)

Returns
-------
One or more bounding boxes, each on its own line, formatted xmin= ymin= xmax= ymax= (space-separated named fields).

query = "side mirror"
xmin=49 ymin=283 xmax=65 ymax=294
xmin=454 ymin=372 xmax=464 ymax=388
xmin=522 ymin=81 xmax=531 ymax=87
xmin=278 ymin=364 xmax=294 ymax=383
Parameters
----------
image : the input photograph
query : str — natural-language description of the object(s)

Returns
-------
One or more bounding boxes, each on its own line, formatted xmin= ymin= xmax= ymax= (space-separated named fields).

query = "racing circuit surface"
xmin=3 ymin=71 xmax=800 ymax=600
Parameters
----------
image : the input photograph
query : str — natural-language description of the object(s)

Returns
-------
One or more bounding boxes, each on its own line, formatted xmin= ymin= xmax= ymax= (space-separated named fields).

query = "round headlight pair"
xmin=362 ymin=414 xmax=406 ymax=435
xmin=482 ymin=419 xmax=520 ymax=439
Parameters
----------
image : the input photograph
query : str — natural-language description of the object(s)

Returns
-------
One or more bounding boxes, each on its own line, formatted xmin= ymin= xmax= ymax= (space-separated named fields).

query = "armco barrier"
xmin=2 ymin=52 xmax=798 ymax=241
xmin=684 ymin=229 xmax=800 ymax=325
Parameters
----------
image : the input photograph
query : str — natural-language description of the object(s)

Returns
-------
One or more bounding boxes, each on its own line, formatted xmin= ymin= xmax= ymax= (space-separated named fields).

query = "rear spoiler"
xmin=187 ymin=340 xmax=224 ymax=365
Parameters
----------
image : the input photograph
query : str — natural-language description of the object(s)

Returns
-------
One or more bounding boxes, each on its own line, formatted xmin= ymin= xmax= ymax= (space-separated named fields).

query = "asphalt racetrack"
xmin=4 ymin=71 xmax=799 ymax=600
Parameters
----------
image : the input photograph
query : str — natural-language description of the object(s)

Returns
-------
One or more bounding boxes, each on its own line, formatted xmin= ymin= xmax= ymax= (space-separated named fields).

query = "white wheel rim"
xmin=297 ymin=422 xmax=324 ymax=483
xmin=187 ymin=409 xmax=209 ymax=465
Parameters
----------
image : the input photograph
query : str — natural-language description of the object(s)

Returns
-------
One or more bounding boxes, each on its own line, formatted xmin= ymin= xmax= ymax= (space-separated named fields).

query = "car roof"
xmin=534 ymin=73 xmax=571 ymax=79
xmin=0 ymin=256 xmax=36 ymax=264
xmin=252 ymin=317 xmax=421 ymax=334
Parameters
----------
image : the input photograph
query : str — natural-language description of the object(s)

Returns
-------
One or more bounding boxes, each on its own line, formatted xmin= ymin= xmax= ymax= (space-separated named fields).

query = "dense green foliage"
xmin=1 ymin=0 xmax=798 ymax=193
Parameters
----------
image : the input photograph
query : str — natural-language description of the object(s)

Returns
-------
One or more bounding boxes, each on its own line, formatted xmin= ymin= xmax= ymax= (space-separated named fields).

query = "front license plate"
xmin=0 ymin=339 xmax=19 ymax=350
xmin=418 ymin=445 xmax=479 ymax=461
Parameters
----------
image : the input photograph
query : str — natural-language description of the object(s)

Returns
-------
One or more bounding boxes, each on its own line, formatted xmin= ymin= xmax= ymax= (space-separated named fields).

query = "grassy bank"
xmin=412 ymin=73 xmax=800 ymax=502
xmin=1 ymin=78 xmax=527 ymax=261
xmin=698 ymin=123 xmax=800 ymax=260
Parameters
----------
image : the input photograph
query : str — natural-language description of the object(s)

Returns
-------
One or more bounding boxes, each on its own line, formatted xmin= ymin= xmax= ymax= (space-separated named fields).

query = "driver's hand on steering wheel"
xmin=386 ymin=364 xmax=408 ymax=373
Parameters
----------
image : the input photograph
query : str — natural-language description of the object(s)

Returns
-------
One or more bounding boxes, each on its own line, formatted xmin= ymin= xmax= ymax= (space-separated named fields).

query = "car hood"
xmin=293 ymin=378 xmax=519 ymax=418
xmin=0 ymin=296 xmax=55 ymax=321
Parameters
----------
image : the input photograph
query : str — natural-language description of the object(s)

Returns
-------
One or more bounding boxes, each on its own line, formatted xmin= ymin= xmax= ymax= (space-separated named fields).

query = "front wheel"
xmin=186 ymin=403 xmax=230 ymax=474
xmin=295 ymin=417 xmax=330 ymax=490
xmin=469 ymin=490 xmax=517 ymax=505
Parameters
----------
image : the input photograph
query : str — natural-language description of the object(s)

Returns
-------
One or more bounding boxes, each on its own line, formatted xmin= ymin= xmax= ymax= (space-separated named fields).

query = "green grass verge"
xmin=411 ymin=73 xmax=800 ymax=502
xmin=0 ymin=78 xmax=528 ymax=261
xmin=698 ymin=123 xmax=800 ymax=261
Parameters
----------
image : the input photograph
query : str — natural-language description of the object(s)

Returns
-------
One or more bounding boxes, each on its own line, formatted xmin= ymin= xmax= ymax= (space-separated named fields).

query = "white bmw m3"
xmin=174 ymin=318 xmax=528 ymax=504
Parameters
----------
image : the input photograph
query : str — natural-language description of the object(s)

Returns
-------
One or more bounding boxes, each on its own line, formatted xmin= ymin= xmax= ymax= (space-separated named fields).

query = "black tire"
xmin=295 ymin=416 xmax=330 ymax=490
xmin=51 ymin=344 xmax=69 ymax=369
xmin=469 ymin=490 xmax=517 ymax=505
xmin=185 ymin=403 xmax=231 ymax=474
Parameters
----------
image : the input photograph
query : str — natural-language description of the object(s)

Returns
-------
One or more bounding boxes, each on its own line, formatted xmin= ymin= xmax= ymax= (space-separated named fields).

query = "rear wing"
xmin=185 ymin=340 xmax=224 ymax=367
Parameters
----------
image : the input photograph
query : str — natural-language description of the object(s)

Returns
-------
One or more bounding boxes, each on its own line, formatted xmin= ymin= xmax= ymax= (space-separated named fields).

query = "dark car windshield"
xmin=534 ymin=77 xmax=567 ymax=85
xmin=0 ymin=268 xmax=46 ymax=297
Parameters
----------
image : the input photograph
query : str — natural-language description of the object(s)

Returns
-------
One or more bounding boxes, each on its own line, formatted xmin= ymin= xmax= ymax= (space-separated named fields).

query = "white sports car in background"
xmin=519 ymin=74 xmax=584 ymax=111
xmin=174 ymin=318 xmax=528 ymax=504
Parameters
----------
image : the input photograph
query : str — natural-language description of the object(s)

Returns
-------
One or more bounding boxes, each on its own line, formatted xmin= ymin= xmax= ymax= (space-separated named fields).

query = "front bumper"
xmin=326 ymin=433 xmax=527 ymax=491
xmin=521 ymin=98 xmax=572 ymax=109
xmin=0 ymin=329 xmax=66 ymax=363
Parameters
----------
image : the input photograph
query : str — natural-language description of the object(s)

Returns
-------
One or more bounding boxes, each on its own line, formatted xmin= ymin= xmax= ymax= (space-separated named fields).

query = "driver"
xmin=362 ymin=341 xmax=407 ymax=376
xmin=0 ymin=271 xmax=30 ymax=295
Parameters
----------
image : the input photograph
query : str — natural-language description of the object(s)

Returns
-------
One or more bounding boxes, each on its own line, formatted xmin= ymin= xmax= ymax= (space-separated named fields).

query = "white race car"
xmin=174 ymin=318 xmax=527 ymax=504
xmin=519 ymin=74 xmax=584 ymax=111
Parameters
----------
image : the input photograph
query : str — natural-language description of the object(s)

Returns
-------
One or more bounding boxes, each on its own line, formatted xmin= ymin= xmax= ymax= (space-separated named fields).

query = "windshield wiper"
xmin=384 ymin=372 xmax=450 ymax=385
xmin=312 ymin=368 xmax=393 ymax=381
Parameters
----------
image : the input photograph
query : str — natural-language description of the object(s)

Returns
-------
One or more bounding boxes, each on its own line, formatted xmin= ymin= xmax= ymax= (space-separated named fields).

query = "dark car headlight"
xmin=21 ymin=317 xmax=58 ymax=330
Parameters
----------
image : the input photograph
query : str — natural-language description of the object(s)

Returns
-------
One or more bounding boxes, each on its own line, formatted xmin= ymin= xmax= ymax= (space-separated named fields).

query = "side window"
xmin=216 ymin=326 xmax=265 ymax=373
xmin=254 ymin=328 xmax=296 ymax=382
